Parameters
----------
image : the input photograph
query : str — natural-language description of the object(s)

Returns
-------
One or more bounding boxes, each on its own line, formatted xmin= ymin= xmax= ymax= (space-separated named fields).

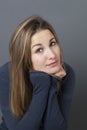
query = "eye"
xmin=35 ymin=48 xmax=43 ymax=53
xmin=50 ymin=40 xmax=57 ymax=47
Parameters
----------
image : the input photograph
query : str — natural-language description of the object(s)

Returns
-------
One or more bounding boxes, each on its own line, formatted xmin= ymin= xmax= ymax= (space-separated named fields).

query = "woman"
xmin=0 ymin=15 xmax=75 ymax=130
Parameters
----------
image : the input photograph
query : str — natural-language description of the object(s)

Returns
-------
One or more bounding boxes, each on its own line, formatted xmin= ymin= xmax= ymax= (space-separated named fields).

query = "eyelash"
xmin=35 ymin=48 xmax=43 ymax=53
xmin=50 ymin=41 xmax=57 ymax=46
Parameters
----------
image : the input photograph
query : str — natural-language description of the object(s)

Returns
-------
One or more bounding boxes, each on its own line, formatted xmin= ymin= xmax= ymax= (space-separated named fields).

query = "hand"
xmin=54 ymin=64 xmax=67 ymax=78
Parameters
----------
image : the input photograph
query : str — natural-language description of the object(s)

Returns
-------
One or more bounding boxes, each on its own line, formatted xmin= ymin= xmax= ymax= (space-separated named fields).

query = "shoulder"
xmin=63 ymin=63 xmax=76 ymax=84
xmin=0 ymin=62 xmax=10 ymax=82
xmin=64 ymin=63 xmax=75 ymax=75
xmin=0 ymin=62 xmax=10 ymax=107
xmin=64 ymin=63 xmax=75 ymax=77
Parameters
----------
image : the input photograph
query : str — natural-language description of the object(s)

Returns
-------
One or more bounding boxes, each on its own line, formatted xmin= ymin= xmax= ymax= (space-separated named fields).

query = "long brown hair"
xmin=9 ymin=15 xmax=63 ymax=118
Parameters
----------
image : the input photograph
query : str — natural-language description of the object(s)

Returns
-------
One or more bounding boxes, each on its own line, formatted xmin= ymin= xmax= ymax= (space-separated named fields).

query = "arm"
xmin=42 ymin=77 xmax=67 ymax=130
xmin=0 ymin=70 xmax=50 ymax=130
xmin=41 ymin=64 xmax=75 ymax=130
xmin=58 ymin=63 xmax=75 ymax=122
xmin=0 ymin=117 xmax=8 ymax=130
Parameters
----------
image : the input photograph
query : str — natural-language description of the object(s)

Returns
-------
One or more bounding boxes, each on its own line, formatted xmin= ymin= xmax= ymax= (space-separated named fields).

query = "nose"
xmin=45 ymin=48 xmax=56 ymax=59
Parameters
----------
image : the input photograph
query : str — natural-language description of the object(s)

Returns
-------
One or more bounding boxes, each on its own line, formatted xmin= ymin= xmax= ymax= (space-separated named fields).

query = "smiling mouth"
xmin=46 ymin=61 xmax=58 ymax=67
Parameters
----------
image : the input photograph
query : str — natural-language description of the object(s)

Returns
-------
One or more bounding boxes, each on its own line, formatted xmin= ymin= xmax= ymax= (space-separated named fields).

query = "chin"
xmin=47 ymin=68 xmax=59 ymax=75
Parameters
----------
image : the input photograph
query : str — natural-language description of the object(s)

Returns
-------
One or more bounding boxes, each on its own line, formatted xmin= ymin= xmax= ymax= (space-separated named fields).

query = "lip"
xmin=46 ymin=61 xmax=58 ymax=67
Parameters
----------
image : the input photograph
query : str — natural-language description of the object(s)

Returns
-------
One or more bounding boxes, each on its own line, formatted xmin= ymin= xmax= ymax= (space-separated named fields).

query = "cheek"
xmin=55 ymin=46 xmax=61 ymax=55
xmin=32 ymin=56 xmax=38 ymax=64
xmin=34 ymin=59 xmax=40 ymax=65
xmin=57 ymin=47 xmax=62 ymax=62
xmin=31 ymin=55 xmax=43 ymax=69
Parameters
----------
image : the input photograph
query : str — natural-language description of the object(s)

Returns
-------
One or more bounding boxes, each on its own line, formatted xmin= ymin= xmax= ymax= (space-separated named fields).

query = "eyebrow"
xmin=50 ymin=37 xmax=55 ymax=41
xmin=32 ymin=43 xmax=42 ymax=49
xmin=32 ymin=37 xmax=55 ymax=49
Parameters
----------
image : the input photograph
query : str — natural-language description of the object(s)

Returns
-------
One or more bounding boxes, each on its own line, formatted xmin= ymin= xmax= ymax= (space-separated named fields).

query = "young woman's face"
xmin=31 ymin=29 xmax=62 ymax=75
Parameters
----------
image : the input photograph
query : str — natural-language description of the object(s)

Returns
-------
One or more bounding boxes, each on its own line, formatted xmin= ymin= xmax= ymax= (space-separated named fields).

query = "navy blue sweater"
xmin=0 ymin=62 xmax=75 ymax=130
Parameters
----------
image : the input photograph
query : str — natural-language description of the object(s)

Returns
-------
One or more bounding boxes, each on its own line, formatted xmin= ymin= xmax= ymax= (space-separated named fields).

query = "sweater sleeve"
xmin=42 ymin=77 xmax=67 ymax=130
xmin=41 ymin=64 xmax=75 ymax=130
xmin=0 ymin=117 xmax=8 ymax=130
xmin=0 ymin=71 xmax=50 ymax=130
xmin=58 ymin=64 xmax=75 ymax=122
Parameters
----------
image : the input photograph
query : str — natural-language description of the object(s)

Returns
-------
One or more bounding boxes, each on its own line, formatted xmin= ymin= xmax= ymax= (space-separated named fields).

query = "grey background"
xmin=0 ymin=0 xmax=87 ymax=130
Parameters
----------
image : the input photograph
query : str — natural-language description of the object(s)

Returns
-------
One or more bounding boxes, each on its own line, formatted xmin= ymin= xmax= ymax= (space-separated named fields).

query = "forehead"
xmin=31 ymin=29 xmax=55 ymax=45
